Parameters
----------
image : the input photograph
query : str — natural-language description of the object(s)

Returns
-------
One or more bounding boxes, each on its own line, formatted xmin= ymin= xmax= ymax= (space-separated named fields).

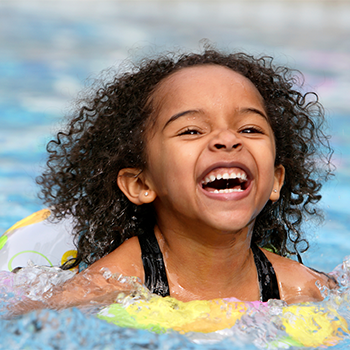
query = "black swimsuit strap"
xmin=138 ymin=230 xmax=170 ymax=297
xmin=138 ymin=230 xmax=280 ymax=301
xmin=251 ymin=243 xmax=280 ymax=302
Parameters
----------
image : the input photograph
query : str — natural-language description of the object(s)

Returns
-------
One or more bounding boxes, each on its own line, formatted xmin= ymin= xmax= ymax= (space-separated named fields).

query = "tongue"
xmin=203 ymin=178 xmax=242 ymax=191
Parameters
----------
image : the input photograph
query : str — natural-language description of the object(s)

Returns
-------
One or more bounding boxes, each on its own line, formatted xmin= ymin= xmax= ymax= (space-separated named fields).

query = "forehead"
xmin=149 ymin=64 xmax=266 ymax=129
xmin=151 ymin=64 xmax=265 ymax=115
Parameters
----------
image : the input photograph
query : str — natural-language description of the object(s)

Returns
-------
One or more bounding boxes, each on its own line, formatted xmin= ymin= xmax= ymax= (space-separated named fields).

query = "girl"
xmin=34 ymin=48 xmax=334 ymax=308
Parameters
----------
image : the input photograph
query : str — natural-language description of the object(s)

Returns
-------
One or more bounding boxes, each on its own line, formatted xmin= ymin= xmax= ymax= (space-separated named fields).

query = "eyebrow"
xmin=162 ymin=107 xmax=268 ymax=131
xmin=240 ymin=107 xmax=268 ymax=120
xmin=162 ymin=109 xmax=200 ymax=131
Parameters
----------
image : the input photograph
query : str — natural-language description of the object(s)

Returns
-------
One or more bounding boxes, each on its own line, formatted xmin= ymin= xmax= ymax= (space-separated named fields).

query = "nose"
xmin=209 ymin=129 xmax=242 ymax=152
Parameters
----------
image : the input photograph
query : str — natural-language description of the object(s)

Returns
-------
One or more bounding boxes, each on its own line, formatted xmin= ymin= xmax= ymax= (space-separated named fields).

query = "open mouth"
xmin=201 ymin=170 xmax=249 ymax=193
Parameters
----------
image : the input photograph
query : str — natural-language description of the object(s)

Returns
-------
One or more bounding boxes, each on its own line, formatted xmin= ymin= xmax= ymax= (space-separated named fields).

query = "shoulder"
xmin=46 ymin=237 xmax=144 ymax=308
xmin=87 ymin=236 xmax=144 ymax=282
xmin=262 ymin=248 xmax=335 ymax=304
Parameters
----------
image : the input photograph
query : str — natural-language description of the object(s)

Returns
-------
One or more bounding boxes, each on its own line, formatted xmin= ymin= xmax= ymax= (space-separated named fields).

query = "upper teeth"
xmin=202 ymin=172 xmax=247 ymax=185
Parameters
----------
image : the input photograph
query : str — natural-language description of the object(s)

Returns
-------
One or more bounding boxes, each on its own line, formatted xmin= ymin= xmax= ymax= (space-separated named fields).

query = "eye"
xmin=240 ymin=126 xmax=264 ymax=134
xmin=178 ymin=128 xmax=202 ymax=136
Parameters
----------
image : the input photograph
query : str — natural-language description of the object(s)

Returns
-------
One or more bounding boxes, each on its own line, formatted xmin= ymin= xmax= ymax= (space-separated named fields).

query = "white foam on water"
xmin=0 ymin=256 xmax=350 ymax=349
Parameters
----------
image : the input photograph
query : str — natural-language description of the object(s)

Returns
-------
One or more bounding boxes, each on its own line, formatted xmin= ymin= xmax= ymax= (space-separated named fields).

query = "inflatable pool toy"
xmin=98 ymin=296 xmax=248 ymax=334
xmin=98 ymin=295 xmax=349 ymax=348
xmin=0 ymin=209 xmax=77 ymax=272
xmin=1 ymin=211 xmax=349 ymax=348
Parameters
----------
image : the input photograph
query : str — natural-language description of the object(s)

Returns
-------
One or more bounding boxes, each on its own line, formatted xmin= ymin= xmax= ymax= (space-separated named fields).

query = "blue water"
xmin=0 ymin=309 xmax=258 ymax=350
xmin=1 ymin=1 xmax=350 ymax=349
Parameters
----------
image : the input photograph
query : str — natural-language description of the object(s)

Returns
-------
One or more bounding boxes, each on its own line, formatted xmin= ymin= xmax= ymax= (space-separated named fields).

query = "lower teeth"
xmin=213 ymin=188 xmax=242 ymax=193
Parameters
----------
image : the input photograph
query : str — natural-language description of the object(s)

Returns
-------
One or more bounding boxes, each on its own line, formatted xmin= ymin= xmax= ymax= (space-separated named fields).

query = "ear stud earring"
xmin=273 ymin=189 xmax=277 ymax=193
xmin=144 ymin=192 xmax=149 ymax=197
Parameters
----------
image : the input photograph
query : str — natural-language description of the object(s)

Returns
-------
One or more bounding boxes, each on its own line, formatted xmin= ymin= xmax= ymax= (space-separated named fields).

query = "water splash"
xmin=1 ymin=257 xmax=350 ymax=350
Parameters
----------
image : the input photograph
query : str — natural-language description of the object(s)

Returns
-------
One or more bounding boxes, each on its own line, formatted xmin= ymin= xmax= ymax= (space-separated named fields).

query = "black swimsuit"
xmin=138 ymin=230 xmax=280 ymax=302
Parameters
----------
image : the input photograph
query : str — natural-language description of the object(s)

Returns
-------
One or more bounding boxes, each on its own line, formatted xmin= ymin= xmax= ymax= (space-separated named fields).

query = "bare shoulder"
xmin=262 ymin=249 xmax=335 ymax=304
xmin=87 ymin=236 xmax=144 ymax=282
xmin=42 ymin=237 xmax=144 ymax=309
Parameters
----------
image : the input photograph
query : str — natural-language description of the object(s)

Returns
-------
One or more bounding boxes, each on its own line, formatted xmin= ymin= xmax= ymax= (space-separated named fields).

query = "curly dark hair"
xmin=37 ymin=48 xmax=333 ymax=269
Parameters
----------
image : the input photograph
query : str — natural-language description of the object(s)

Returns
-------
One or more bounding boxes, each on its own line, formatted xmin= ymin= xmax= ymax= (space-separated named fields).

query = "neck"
xmin=154 ymin=221 xmax=259 ymax=301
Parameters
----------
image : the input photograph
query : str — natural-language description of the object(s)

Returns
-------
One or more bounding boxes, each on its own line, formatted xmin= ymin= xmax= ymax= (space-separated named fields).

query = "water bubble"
xmin=1 ymin=258 xmax=350 ymax=349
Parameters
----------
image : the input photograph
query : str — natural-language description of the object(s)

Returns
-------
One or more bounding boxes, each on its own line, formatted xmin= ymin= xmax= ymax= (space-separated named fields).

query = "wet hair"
xmin=37 ymin=48 xmax=333 ymax=269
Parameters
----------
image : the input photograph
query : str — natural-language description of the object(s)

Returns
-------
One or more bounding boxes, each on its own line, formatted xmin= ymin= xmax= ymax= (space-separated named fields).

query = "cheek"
xmin=257 ymin=144 xmax=276 ymax=183
xmin=165 ymin=147 xmax=193 ymax=181
xmin=155 ymin=147 xmax=196 ymax=194
xmin=146 ymin=147 xmax=180 ymax=189
xmin=264 ymin=158 xmax=277 ymax=181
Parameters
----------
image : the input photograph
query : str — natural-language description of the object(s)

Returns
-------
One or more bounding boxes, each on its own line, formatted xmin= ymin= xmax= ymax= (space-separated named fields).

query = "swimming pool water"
xmin=1 ymin=262 xmax=350 ymax=350
xmin=0 ymin=309 xmax=258 ymax=350
xmin=1 ymin=1 xmax=350 ymax=349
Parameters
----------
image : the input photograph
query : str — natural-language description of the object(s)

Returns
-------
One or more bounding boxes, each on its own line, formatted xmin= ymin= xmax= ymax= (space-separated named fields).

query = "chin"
xmin=208 ymin=220 xmax=252 ymax=234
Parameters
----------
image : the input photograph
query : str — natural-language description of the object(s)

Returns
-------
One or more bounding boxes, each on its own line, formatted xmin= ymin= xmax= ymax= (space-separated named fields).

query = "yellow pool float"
xmin=1 ymin=211 xmax=349 ymax=348
xmin=0 ymin=209 xmax=77 ymax=272
xmin=98 ymin=295 xmax=349 ymax=348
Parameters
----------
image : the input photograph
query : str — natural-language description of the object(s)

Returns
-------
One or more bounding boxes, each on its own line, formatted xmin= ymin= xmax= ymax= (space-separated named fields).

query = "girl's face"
xmin=143 ymin=65 xmax=284 ymax=235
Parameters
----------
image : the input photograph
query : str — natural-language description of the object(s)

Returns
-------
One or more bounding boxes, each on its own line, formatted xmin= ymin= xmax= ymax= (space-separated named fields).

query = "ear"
xmin=269 ymin=165 xmax=285 ymax=202
xmin=117 ymin=168 xmax=157 ymax=205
